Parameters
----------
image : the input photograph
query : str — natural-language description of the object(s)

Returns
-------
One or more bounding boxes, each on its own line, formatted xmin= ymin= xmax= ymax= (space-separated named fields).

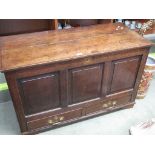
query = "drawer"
xmin=27 ymin=108 xmax=83 ymax=130
xmin=86 ymin=95 xmax=132 ymax=115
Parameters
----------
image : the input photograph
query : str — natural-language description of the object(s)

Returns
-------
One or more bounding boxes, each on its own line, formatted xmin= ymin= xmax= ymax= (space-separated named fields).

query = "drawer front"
xmin=86 ymin=95 xmax=132 ymax=115
xmin=27 ymin=108 xmax=83 ymax=130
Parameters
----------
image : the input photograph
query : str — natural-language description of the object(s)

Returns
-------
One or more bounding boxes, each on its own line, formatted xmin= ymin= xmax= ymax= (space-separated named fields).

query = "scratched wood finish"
xmin=1 ymin=23 xmax=152 ymax=134
xmin=0 ymin=23 xmax=152 ymax=72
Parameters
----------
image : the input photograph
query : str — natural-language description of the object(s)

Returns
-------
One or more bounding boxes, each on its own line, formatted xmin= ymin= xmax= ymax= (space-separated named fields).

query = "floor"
xmin=0 ymin=79 xmax=155 ymax=135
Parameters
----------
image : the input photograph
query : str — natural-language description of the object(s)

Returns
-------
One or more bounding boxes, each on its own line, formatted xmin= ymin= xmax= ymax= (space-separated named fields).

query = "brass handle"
xmin=48 ymin=116 xmax=64 ymax=125
xmin=102 ymin=101 xmax=112 ymax=108
xmin=48 ymin=119 xmax=53 ymax=124
xmin=103 ymin=103 xmax=108 ymax=108
xmin=107 ymin=101 xmax=112 ymax=106
xmin=102 ymin=100 xmax=117 ymax=108
xmin=59 ymin=116 xmax=64 ymax=121
xmin=112 ymin=100 xmax=117 ymax=106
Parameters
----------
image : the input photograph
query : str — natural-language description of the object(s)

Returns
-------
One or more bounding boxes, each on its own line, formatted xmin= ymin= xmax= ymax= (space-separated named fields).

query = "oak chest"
xmin=0 ymin=23 xmax=152 ymax=134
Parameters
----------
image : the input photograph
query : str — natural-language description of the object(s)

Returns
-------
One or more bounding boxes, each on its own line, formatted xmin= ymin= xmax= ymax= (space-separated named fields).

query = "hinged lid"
xmin=0 ymin=23 xmax=153 ymax=72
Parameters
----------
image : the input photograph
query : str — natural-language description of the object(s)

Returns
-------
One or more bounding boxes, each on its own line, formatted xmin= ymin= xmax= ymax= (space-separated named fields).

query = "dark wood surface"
xmin=5 ymin=48 xmax=150 ymax=134
xmin=0 ymin=19 xmax=53 ymax=36
xmin=1 ymin=23 xmax=152 ymax=134
xmin=69 ymin=19 xmax=98 ymax=27
xmin=18 ymin=73 xmax=60 ymax=115
xmin=69 ymin=64 xmax=103 ymax=104
xmin=110 ymin=56 xmax=141 ymax=93
xmin=0 ymin=23 xmax=152 ymax=72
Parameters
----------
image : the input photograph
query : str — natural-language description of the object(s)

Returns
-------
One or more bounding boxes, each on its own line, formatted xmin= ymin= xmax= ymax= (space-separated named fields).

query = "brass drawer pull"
xmin=107 ymin=101 xmax=112 ymax=106
xmin=48 ymin=116 xmax=64 ymax=125
xmin=102 ymin=103 xmax=108 ymax=108
xmin=48 ymin=119 xmax=53 ymax=124
xmin=59 ymin=116 xmax=64 ymax=121
xmin=112 ymin=100 xmax=117 ymax=106
xmin=102 ymin=101 xmax=112 ymax=108
xmin=102 ymin=100 xmax=117 ymax=108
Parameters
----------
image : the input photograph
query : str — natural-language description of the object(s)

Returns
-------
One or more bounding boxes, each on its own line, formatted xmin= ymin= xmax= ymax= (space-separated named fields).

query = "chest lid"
xmin=0 ymin=23 xmax=152 ymax=72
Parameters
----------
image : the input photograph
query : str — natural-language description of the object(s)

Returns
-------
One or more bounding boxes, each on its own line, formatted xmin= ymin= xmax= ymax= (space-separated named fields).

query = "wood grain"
xmin=0 ymin=23 xmax=152 ymax=72
xmin=2 ymin=22 xmax=153 ymax=134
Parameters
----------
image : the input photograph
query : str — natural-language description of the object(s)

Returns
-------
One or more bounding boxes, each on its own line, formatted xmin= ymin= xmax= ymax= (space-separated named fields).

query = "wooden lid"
xmin=0 ymin=23 xmax=153 ymax=72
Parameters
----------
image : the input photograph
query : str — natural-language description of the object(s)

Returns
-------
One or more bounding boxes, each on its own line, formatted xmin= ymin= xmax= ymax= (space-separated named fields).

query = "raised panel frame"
xmin=68 ymin=63 xmax=104 ymax=105
xmin=107 ymin=56 xmax=142 ymax=95
xmin=18 ymin=72 xmax=61 ymax=116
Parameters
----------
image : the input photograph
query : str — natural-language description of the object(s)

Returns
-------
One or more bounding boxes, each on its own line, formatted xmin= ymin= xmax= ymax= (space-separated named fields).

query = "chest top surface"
xmin=0 ymin=23 xmax=152 ymax=72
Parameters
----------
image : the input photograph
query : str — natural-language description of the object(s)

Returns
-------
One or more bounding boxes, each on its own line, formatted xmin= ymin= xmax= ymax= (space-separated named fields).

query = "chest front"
xmin=1 ymin=23 xmax=152 ymax=134
xmin=5 ymin=47 xmax=148 ymax=134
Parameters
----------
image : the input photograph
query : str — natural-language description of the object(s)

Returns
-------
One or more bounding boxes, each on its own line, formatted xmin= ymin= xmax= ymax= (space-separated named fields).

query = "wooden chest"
xmin=0 ymin=23 xmax=152 ymax=134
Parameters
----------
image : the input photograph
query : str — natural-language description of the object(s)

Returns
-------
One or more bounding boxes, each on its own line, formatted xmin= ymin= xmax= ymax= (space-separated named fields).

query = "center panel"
xmin=68 ymin=64 xmax=104 ymax=105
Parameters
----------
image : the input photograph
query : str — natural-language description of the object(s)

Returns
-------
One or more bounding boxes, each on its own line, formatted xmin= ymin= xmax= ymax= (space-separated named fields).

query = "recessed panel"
xmin=110 ymin=56 xmax=141 ymax=93
xmin=69 ymin=64 xmax=103 ymax=104
xmin=18 ymin=73 xmax=60 ymax=116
